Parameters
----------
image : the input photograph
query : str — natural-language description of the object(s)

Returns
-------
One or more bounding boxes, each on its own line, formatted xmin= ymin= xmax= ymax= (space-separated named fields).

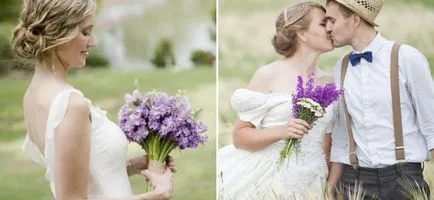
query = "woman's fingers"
xmin=141 ymin=169 xmax=155 ymax=180
xmin=165 ymin=156 xmax=174 ymax=164
xmin=293 ymin=119 xmax=312 ymax=130
xmin=165 ymin=156 xmax=176 ymax=173
xmin=289 ymin=122 xmax=309 ymax=133
xmin=288 ymin=128 xmax=303 ymax=139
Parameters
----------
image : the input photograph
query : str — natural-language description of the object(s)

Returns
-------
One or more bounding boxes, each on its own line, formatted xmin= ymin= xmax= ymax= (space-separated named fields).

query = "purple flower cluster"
xmin=278 ymin=74 xmax=343 ymax=167
xmin=292 ymin=74 xmax=342 ymax=118
xmin=118 ymin=89 xmax=208 ymax=150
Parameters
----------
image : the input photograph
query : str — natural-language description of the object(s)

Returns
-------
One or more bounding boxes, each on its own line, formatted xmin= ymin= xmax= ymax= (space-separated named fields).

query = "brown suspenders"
xmin=340 ymin=43 xmax=404 ymax=168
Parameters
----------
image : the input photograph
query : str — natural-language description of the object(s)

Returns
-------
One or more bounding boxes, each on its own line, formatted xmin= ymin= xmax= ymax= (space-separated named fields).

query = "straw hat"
xmin=334 ymin=0 xmax=384 ymax=26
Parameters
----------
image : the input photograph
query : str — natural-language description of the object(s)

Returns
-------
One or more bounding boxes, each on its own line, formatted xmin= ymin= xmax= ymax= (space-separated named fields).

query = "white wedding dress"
xmin=22 ymin=88 xmax=133 ymax=198
xmin=218 ymin=89 xmax=335 ymax=200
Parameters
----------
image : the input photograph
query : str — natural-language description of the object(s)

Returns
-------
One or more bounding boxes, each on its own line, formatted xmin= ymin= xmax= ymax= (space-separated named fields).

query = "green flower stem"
xmin=146 ymin=179 xmax=153 ymax=192
xmin=278 ymin=107 xmax=315 ymax=168
xmin=142 ymin=132 xmax=177 ymax=192
xmin=158 ymin=137 xmax=168 ymax=161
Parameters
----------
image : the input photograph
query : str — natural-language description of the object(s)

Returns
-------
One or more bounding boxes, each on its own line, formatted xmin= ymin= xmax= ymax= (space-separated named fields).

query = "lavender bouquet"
xmin=278 ymin=74 xmax=342 ymax=166
xmin=118 ymin=89 xmax=208 ymax=191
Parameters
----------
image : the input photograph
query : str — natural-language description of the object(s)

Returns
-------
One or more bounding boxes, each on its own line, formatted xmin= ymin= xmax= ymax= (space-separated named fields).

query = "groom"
xmin=325 ymin=0 xmax=434 ymax=199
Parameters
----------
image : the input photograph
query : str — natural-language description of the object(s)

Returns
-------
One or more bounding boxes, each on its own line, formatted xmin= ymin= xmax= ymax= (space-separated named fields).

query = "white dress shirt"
xmin=330 ymin=33 xmax=434 ymax=168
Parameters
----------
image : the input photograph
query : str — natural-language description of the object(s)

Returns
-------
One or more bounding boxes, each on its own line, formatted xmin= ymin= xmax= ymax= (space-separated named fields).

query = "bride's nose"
xmin=87 ymin=35 xmax=97 ymax=48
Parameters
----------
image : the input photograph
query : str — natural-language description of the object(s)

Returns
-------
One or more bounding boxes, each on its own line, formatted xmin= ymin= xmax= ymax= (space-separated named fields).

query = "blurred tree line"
xmin=0 ymin=0 xmax=20 ymax=75
xmin=0 ymin=0 xmax=216 ymax=75
xmin=150 ymin=6 xmax=216 ymax=68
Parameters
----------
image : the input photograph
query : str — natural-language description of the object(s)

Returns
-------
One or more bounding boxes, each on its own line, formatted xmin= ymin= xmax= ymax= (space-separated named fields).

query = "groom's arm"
xmin=327 ymin=58 xmax=347 ymax=195
xmin=327 ymin=162 xmax=344 ymax=185
xmin=400 ymin=45 xmax=434 ymax=154
xmin=327 ymin=162 xmax=344 ymax=196
xmin=323 ymin=133 xmax=332 ymax=170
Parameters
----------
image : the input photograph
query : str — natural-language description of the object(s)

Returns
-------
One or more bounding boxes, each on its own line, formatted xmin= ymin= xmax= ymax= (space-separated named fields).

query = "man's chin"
xmin=332 ymin=41 xmax=345 ymax=48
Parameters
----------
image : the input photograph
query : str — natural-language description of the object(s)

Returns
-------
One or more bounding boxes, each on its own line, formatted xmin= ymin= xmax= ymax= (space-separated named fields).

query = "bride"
xmin=12 ymin=0 xmax=174 ymax=199
xmin=218 ymin=2 xmax=336 ymax=199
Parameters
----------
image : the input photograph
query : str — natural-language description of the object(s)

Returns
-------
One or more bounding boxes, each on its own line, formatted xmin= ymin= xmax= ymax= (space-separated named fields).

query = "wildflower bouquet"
xmin=118 ymin=89 xmax=208 ymax=191
xmin=278 ymin=74 xmax=342 ymax=166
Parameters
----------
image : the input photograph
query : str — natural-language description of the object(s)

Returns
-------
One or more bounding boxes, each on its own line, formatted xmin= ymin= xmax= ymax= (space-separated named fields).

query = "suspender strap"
xmin=340 ymin=54 xmax=358 ymax=167
xmin=391 ymin=43 xmax=405 ymax=162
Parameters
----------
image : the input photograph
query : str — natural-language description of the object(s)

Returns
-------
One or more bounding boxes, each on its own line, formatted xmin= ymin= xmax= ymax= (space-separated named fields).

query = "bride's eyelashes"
xmin=82 ymin=28 xmax=92 ymax=36
xmin=81 ymin=25 xmax=94 ymax=36
xmin=320 ymin=19 xmax=327 ymax=27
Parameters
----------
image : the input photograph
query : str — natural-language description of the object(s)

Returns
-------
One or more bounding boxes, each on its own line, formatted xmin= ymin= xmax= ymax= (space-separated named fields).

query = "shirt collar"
xmin=353 ymin=32 xmax=386 ymax=56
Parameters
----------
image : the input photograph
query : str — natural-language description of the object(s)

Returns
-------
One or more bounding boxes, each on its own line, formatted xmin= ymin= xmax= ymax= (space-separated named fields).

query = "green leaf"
xmin=192 ymin=108 xmax=204 ymax=119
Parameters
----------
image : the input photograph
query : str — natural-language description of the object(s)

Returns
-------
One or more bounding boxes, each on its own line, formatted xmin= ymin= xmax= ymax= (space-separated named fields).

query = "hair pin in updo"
xmin=30 ymin=26 xmax=43 ymax=35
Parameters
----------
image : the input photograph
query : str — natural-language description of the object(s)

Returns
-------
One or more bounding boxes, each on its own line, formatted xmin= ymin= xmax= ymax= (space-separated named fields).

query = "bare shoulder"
xmin=56 ymin=92 xmax=90 ymax=137
xmin=67 ymin=93 xmax=89 ymax=113
xmin=246 ymin=63 xmax=276 ymax=93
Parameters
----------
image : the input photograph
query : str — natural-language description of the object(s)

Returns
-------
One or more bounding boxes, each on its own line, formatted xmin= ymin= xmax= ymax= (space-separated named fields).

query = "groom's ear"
xmin=352 ymin=14 xmax=362 ymax=27
xmin=296 ymin=31 xmax=307 ymax=43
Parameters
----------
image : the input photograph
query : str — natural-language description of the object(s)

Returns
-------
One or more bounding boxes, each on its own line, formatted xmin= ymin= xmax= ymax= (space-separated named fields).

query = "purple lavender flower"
xmin=279 ymin=74 xmax=342 ymax=167
xmin=118 ymin=89 xmax=208 ymax=161
xmin=304 ymin=73 xmax=315 ymax=98
xmin=292 ymin=76 xmax=304 ymax=118
xmin=291 ymin=75 xmax=342 ymax=118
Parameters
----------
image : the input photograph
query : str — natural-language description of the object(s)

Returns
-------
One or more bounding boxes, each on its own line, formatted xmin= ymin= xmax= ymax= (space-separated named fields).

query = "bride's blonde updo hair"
xmin=272 ymin=2 xmax=325 ymax=58
xmin=11 ymin=0 xmax=96 ymax=65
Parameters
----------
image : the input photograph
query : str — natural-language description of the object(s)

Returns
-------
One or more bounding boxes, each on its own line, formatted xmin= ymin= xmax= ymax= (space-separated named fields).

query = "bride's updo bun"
xmin=11 ymin=0 xmax=96 ymax=64
xmin=272 ymin=2 xmax=325 ymax=58
xmin=12 ymin=24 xmax=48 ymax=61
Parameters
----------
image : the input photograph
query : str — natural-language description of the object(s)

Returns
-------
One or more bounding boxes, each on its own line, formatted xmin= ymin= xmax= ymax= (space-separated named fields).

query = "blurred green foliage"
xmin=151 ymin=38 xmax=175 ymax=68
xmin=0 ymin=0 xmax=20 ymax=23
xmin=210 ymin=7 xmax=216 ymax=42
xmin=86 ymin=49 xmax=110 ymax=68
xmin=191 ymin=50 xmax=215 ymax=66
xmin=0 ymin=34 xmax=13 ymax=76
